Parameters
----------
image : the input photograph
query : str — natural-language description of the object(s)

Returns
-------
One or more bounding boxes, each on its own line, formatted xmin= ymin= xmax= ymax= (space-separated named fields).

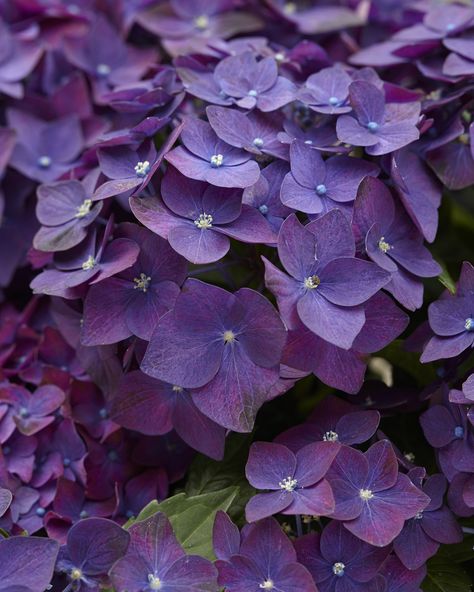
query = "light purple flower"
xmin=298 ymin=65 xmax=353 ymax=114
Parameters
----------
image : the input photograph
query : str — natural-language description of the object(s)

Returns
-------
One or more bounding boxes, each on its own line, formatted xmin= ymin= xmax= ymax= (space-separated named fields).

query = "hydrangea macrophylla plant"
xmin=165 ymin=118 xmax=260 ymax=188
xmin=280 ymin=140 xmax=379 ymax=215
xmin=130 ymin=166 xmax=276 ymax=264
xmin=244 ymin=440 xmax=339 ymax=522
xmin=56 ymin=517 xmax=130 ymax=590
xmin=326 ymin=440 xmax=430 ymax=546
xmin=295 ymin=520 xmax=390 ymax=592
xmin=141 ymin=278 xmax=286 ymax=432
xmin=336 ymin=81 xmax=421 ymax=155
xmin=109 ymin=512 xmax=218 ymax=592
xmin=264 ymin=211 xmax=390 ymax=349
xmin=81 ymin=223 xmax=187 ymax=344
xmin=393 ymin=469 xmax=462 ymax=569
xmin=421 ymin=261 xmax=474 ymax=362
xmin=215 ymin=515 xmax=318 ymax=592
xmin=0 ymin=536 xmax=59 ymax=592
xmin=352 ymin=176 xmax=441 ymax=310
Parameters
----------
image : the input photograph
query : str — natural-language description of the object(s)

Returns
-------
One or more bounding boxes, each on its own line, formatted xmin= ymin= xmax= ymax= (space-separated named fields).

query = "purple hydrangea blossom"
xmin=280 ymin=140 xmax=379 ymax=214
xmin=244 ymin=440 xmax=339 ymax=522
xmin=216 ymin=516 xmax=318 ymax=592
xmin=393 ymin=470 xmax=462 ymax=569
xmin=140 ymin=278 xmax=287 ymax=432
xmin=298 ymin=65 xmax=353 ymax=114
xmin=109 ymin=511 xmax=218 ymax=592
xmin=336 ymin=81 xmax=420 ymax=156
xmin=295 ymin=520 xmax=390 ymax=592
xmin=165 ymin=118 xmax=260 ymax=188
xmin=56 ymin=517 xmax=130 ymax=590
xmin=381 ymin=555 xmax=426 ymax=592
xmin=264 ymin=211 xmax=390 ymax=349
xmin=326 ymin=441 xmax=430 ymax=546
xmin=130 ymin=167 xmax=276 ymax=264
xmin=81 ymin=223 xmax=187 ymax=344
xmin=352 ymin=177 xmax=441 ymax=310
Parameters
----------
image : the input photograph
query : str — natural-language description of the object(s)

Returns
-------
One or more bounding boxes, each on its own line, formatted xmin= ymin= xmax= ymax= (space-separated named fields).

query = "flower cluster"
xmin=0 ymin=0 xmax=473 ymax=590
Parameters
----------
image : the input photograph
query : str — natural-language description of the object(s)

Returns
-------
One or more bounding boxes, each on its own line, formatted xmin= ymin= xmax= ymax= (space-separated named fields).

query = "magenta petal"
xmin=284 ymin=479 xmax=335 ymax=516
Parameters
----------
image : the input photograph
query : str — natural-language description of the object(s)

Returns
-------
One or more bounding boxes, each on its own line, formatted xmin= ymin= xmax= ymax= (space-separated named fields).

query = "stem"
xmin=295 ymin=515 xmax=303 ymax=538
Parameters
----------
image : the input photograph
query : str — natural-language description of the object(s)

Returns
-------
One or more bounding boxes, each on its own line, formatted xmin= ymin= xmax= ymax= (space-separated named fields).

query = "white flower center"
xmin=316 ymin=184 xmax=327 ymax=195
xmin=81 ymin=255 xmax=96 ymax=270
xmin=332 ymin=562 xmax=345 ymax=577
xmin=367 ymin=121 xmax=379 ymax=133
xmin=304 ymin=140 xmax=313 ymax=145
xmin=465 ymin=317 xmax=474 ymax=331
xmin=70 ymin=568 xmax=83 ymax=581
xmin=248 ymin=89 xmax=258 ymax=97
xmin=210 ymin=154 xmax=224 ymax=167
xmin=223 ymin=330 xmax=236 ymax=344
xmin=253 ymin=137 xmax=264 ymax=148
xmin=75 ymin=199 xmax=92 ymax=218
xmin=414 ymin=511 xmax=423 ymax=520
xmin=148 ymin=574 xmax=162 ymax=590
xmin=279 ymin=476 xmax=298 ymax=492
xmin=359 ymin=488 xmax=374 ymax=501
xmin=194 ymin=14 xmax=209 ymax=29
xmin=323 ymin=430 xmax=339 ymax=442
xmin=259 ymin=580 xmax=274 ymax=590
xmin=172 ymin=385 xmax=183 ymax=393
xmin=284 ymin=2 xmax=297 ymax=14
xmin=328 ymin=96 xmax=340 ymax=106
xmin=274 ymin=52 xmax=285 ymax=62
xmin=194 ymin=213 xmax=213 ymax=229
xmin=133 ymin=272 xmax=151 ymax=292
xmin=304 ymin=275 xmax=320 ymax=289
xmin=37 ymin=155 xmax=52 ymax=168
xmin=378 ymin=236 xmax=392 ymax=253
xmin=135 ymin=160 xmax=151 ymax=177
xmin=96 ymin=63 xmax=111 ymax=76
xmin=259 ymin=204 xmax=269 ymax=215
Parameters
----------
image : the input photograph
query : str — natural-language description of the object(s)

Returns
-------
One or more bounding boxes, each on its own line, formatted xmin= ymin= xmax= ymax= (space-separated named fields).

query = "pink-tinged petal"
xmin=295 ymin=442 xmax=340 ymax=486
xmin=297 ymin=293 xmax=365 ymax=350
xmin=318 ymin=258 xmax=390 ymax=306
xmin=236 ymin=287 xmax=287 ymax=368
xmin=193 ymin=345 xmax=279 ymax=432
xmin=421 ymin=332 xmax=474 ymax=363
xmin=213 ymin=511 xmax=240 ymax=561
xmin=169 ymin=223 xmax=230 ymax=264
xmin=284 ymin=479 xmax=335 ymax=516
xmin=29 ymin=385 xmax=65 ymax=417
xmin=280 ymin=173 xmax=323 ymax=214
xmin=245 ymin=491 xmax=292 ymax=522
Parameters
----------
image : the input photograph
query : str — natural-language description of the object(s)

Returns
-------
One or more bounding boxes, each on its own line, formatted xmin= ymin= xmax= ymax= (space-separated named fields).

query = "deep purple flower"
xmin=110 ymin=370 xmax=226 ymax=460
xmin=381 ymin=555 xmax=426 ymax=592
xmin=336 ymin=81 xmax=420 ymax=155
xmin=81 ymin=223 xmax=187 ymax=344
xmin=0 ymin=487 xmax=11 ymax=517
xmin=298 ymin=65 xmax=353 ymax=114
xmin=0 ymin=536 xmax=59 ymax=592
xmin=352 ymin=177 xmax=441 ymax=310
xmin=242 ymin=161 xmax=293 ymax=236
xmin=207 ymin=106 xmax=288 ymax=160
xmin=245 ymin=440 xmax=339 ymax=522
xmin=422 ymin=261 xmax=474 ymax=362
xmin=56 ymin=517 xmax=130 ymax=590
xmin=0 ymin=382 xmax=64 ymax=436
xmin=34 ymin=173 xmax=102 ymax=253
xmin=420 ymin=399 xmax=474 ymax=477
xmin=280 ymin=140 xmax=378 ymax=214
xmin=165 ymin=118 xmax=260 ymax=188
xmin=264 ymin=211 xmax=390 ymax=349
xmin=213 ymin=52 xmax=296 ymax=112
xmin=275 ymin=396 xmax=380 ymax=451
xmin=110 ymin=511 xmax=218 ymax=592
xmin=30 ymin=227 xmax=140 ymax=299
xmin=141 ymin=279 xmax=287 ymax=432
xmin=114 ymin=469 xmax=169 ymax=522
xmin=7 ymin=109 xmax=84 ymax=183
xmin=131 ymin=166 xmax=276 ymax=263
xmin=395 ymin=3 xmax=474 ymax=42
xmin=295 ymin=520 xmax=390 ymax=592
xmin=393 ymin=470 xmax=462 ymax=569
xmin=2 ymin=432 xmax=37 ymax=483
xmin=327 ymin=441 xmax=430 ymax=546
xmin=282 ymin=292 xmax=408 ymax=394
xmin=216 ymin=516 xmax=317 ymax=592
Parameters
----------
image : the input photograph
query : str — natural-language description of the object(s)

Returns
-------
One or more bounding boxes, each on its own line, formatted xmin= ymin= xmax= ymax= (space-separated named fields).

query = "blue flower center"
xmin=316 ymin=184 xmax=327 ymax=195
xmin=454 ymin=425 xmax=464 ymax=439
xmin=37 ymin=155 xmax=52 ymax=168
xmin=36 ymin=507 xmax=46 ymax=517
xmin=253 ymin=137 xmax=264 ymax=148
xmin=367 ymin=121 xmax=379 ymax=133
xmin=328 ymin=96 xmax=339 ymax=106
xmin=259 ymin=204 xmax=269 ymax=215
xmin=332 ymin=562 xmax=345 ymax=577
xmin=465 ymin=317 xmax=474 ymax=331
xmin=63 ymin=457 xmax=71 ymax=467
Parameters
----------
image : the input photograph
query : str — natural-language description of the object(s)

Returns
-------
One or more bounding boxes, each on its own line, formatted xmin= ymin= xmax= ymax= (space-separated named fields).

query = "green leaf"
xmin=185 ymin=434 xmax=255 ymax=521
xmin=380 ymin=339 xmax=437 ymax=386
xmin=438 ymin=266 xmax=457 ymax=295
xmin=422 ymin=557 xmax=472 ymax=592
xmin=127 ymin=486 xmax=239 ymax=560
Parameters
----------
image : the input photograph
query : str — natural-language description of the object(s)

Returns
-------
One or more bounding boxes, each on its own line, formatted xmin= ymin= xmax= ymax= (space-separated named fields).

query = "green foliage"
xmin=128 ymin=486 xmax=239 ymax=560
xmin=422 ymin=557 xmax=472 ymax=592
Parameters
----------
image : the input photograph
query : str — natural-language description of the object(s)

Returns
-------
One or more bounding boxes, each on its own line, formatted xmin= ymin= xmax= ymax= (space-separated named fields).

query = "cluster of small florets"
xmin=0 ymin=0 xmax=474 ymax=590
